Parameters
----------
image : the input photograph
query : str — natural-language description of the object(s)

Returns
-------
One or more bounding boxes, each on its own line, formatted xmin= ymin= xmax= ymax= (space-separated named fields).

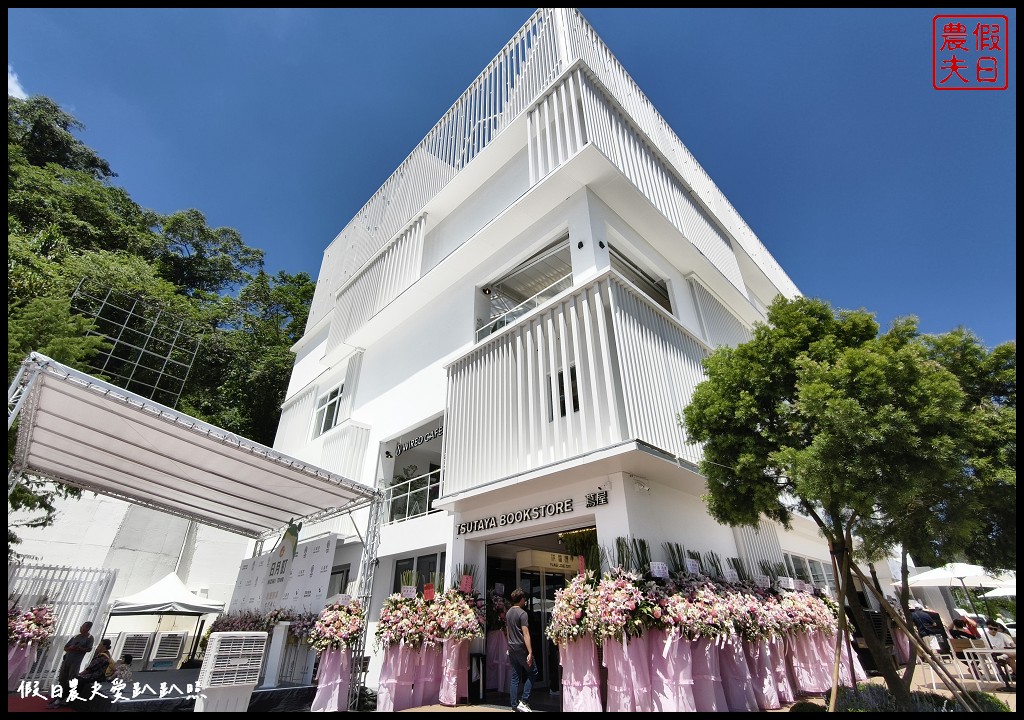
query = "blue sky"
xmin=8 ymin=8 xmax=1016 ymax=348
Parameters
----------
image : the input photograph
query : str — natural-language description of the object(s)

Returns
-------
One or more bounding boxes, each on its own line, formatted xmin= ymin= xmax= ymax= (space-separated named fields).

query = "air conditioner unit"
xmin=117 ymin=632 xmax=156 ymax=673
xmin=194 ymin=632 xmax=268 ymax=713
xmin=147 ymin=631 xmax=188 ymax=671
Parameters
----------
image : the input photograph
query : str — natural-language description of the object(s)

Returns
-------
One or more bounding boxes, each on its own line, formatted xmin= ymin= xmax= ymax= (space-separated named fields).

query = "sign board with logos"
xmin=685 ymin=559 xmax=701 ymax=575
xmin=778 ymin=576 xmax=796 ymax=590
xmin=227 ymin=533 xmax=337 ymax=614
xmin=423 ymin=583 xmax=435 ymax=601
xmin=401 ymin=585 xmax=417 ymax=599
xmin=723 ymin=568 xmax=740 ymax=583
xmin=650 ymin=562 xmax=669 ymax=579
xmin=755 ymin=575 xmax=771 ymax=588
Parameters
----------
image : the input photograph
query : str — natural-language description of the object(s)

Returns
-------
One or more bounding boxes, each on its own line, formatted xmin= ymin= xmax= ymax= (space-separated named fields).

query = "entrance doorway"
xmin=487 ymin=527 xmax=595 ymax=694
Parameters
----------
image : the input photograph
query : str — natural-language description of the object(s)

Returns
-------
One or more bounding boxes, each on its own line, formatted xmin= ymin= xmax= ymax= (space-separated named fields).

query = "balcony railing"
xmin=475 ymin=272 xmax=573 ymax=343
xmin=385 ymin=469 xmax=442 ymax=524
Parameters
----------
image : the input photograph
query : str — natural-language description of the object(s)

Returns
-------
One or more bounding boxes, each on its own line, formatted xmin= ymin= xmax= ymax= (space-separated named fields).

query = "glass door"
xmin=517 ymin=569 xmax=567 ymax=687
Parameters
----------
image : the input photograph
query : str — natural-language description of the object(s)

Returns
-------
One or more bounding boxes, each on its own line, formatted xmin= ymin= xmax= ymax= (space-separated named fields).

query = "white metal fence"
xmin=7 ymin=562 xmax=118 ymax=684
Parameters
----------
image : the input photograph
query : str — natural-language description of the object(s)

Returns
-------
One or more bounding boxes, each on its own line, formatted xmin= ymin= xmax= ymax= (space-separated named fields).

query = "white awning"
xmin=9 ymin=353 xmax=379 ymax=539
xmin=110 ymin=572 xmax=224 ymax=616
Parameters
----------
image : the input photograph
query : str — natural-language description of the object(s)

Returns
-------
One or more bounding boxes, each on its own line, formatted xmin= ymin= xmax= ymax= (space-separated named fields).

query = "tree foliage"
xmin=682 ymin=295 xmax=1015 ymax=708
xmin=7 ymin=95 xmax=314 ymax=557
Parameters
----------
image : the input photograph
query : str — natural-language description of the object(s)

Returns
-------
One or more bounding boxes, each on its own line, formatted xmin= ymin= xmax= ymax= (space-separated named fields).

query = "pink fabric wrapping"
xmin=417 ymin=644 xmax=443 ymax=708
xmin=377 ymin=642 xmax=417 ymax=712
xmin=718 ymin=634 xmax=759 ymax=712
xmin=410 ymin=646 xmax=427 ymax=707
xmin=690 ymin=636 xmax=728 ymax=712
xmin=376 ymin=644 xmax=399 ymax=712
xmin=817 ymin=632 xmax=867 ymax=687
xmin=894 ymin=628 xmax=910 ymax=665
xmin=560 ymin=637 xmax=602 ymax=712
xmin=485 ymin=630 xmax=509 ymax=693
xmin=311 ymin=647 xmax=351 ymax=712
xmin=8 ymin=643 xmax=37 ymax=693
xmin=438 ymin=639 xmax=469 ymax=706
xmin=768 ymin=635 xmax=796 ymax=704
xmin=602 ymin=635 xmax=654 ymax=712
xmin=743 ymin=638 xmax=781 ymax=710
xmin=806 ymin=630 xmax=837 ymax=690
xmin=648 ymin=629 xmax=696 ymax=712
xmin=788 ymin=632 xmax=829 ymax=694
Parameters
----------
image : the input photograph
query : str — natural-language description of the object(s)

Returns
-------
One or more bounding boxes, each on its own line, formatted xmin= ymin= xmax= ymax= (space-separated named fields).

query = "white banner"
xmin=226 ymin=534 xmax=338 ymax=614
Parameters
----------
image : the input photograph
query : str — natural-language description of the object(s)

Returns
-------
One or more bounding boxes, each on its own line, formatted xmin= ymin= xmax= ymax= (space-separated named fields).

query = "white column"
xmin=259 ymin=621 xmax=291 ymax=689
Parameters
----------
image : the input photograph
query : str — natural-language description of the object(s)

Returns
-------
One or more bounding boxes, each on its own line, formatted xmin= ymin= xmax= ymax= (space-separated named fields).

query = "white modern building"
xmin=271 ymin=7 xmax=843 ymax=689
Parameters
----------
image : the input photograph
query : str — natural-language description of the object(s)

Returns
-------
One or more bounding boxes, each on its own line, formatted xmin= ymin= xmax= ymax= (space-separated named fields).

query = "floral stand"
xmin=438 ymin=638 xmax=469 ymax=706
xmin=8 ymin=643 xmax=37 ymax=693
xmin=691 ymin=636 xmax=729 ymax=712
xmin=484 ymin=630 xmax=508 ymax=693
xmin=310 ymin=647 xmax=351 ymax=712
xmin=648 ymin=629 xmax=696 ymax=712
xmin=560 ymin=637 xmax=602 ymax=712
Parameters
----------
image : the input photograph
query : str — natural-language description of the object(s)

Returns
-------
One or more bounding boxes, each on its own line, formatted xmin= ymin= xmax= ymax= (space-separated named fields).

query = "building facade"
xmin=273 ymin=8 xmax=842 ymax=689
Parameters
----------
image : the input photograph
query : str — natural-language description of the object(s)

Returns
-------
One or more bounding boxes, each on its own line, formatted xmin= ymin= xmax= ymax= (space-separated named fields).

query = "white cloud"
xmin=9 ymin=64 xmax=28 ymax=98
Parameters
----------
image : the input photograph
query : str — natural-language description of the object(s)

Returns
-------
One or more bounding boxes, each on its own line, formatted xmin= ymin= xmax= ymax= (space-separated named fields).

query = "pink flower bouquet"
xmin=310 ymin=599 xmax=366 ymax=652
xmin=8 ymin=604 xmax=56 ymax=648
xmin=547 ymin=571 xmax=599 ymax=644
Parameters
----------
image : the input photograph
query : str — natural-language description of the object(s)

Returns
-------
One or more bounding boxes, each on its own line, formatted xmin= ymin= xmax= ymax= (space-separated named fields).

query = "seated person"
xmin=77 ymin=638 xmax=115 ymax=685
xmin=984 ymin=620 xmax=1016 ymax=679
xmin=112 ymin=653 xmax=134 ymax=683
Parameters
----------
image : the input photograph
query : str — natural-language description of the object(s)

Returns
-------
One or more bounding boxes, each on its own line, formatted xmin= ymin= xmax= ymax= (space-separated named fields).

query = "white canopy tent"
xmin=8 ymin=353 xmax=381 ymax=540
xmin=109 ymin=573 xmax=225 ymax=616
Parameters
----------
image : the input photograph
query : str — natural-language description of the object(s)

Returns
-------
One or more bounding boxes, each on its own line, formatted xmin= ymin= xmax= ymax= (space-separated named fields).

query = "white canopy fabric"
xmin=981 ymin=586 xmax=1017 ymax=599
xmin=906 ymin=563 xmax=1016 ymax=589
xmin=9 ymin=353 xmax=379 ymax=539
xmin=110 ymin=573 xmax=224 ymax=616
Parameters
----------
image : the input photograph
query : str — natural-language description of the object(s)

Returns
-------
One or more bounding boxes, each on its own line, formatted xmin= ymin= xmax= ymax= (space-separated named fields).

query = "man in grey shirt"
xmin=506 ymin=588 xmax=539 ymax=712
xmin=47 ymin=621 xmax=94 ymax=708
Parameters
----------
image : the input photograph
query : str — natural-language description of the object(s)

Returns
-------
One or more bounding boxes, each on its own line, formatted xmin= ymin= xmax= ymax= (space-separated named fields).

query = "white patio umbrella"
xmin=905 ymin=563 xmax=1014 ymax=589
xmin=980 ymin=586 xmax=1016 ymax=599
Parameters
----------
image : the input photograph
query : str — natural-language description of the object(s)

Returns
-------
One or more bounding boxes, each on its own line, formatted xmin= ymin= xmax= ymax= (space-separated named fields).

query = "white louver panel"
xmin=607 ymin=278 xmax=709 ymax=466
xmin=527 ymin=69 xmax=588 ymax=183
xmin=581 ymin=74 xmax=747 ymax=299
xmin=274 ymin=386 xmax=316 ymax=456
xmin=322 ymin=422 xmax=371 ymax=483
xmin=327 ymin=216 xmax=426 ymax=353
xmin=688 ymin=279 xmax=753 ymax=349
xmin=198 ymin=632 xmax=268 ymax=688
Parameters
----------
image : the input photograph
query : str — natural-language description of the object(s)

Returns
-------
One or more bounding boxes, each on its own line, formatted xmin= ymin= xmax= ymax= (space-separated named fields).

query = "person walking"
xmin=47 ymin=621 xmax=94 ymax=708
xmin=506 ymin=587 xmax=539 ymax=712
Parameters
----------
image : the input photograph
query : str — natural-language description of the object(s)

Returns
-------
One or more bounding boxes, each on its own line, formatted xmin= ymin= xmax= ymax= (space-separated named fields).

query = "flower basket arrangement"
xmin=8 ymin=604 xmax=56 ymax=649
xmin=547 ymin=571 xmax=599 ymax=644
xmin=310 ymin=600 xmax=366 ymax=652
xmin=288 ymin=611 xmax=318 ymax=643
xmin=433 ymin=588 xmax=484 ymax=643
xmin=375 ymin=594 xmax=427 ymax=650
xmin=590 ymin=567 xmax=652 ymax=644
xmin=485 ymin=589 xmax=509 ymax=633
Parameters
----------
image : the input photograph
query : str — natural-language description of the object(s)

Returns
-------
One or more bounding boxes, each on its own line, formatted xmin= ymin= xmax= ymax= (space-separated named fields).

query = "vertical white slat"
xmin=567 ymin=293 xmax=590 ymax=451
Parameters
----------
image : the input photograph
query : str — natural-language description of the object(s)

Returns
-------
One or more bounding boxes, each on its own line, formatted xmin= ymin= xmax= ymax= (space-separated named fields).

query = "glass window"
xmin=328 ymin=564 xmax=350 ymax=598
xmin=314 ymin=384 xmax=344 ymax=437
xmin=393 ymin=558 xmax=415 ymax=594
xmin=547 ymin=366 xmax=579 ymax=421
xmin=610 ymin=246 xmax=671 ymax=313
xmin=391 ymin=553 xmax=446 ymax=594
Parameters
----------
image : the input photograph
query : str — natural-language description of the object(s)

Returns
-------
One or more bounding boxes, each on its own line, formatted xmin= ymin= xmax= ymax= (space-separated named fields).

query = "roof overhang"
xmin=9 ymin=353 xmax=380 ymax=540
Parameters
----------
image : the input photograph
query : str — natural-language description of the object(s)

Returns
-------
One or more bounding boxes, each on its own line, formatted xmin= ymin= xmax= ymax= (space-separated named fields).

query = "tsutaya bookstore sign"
xmin=456 ymin=489 xmax=610 ymax=537
xmin=227 ymin=533 xmax=336 ymax=613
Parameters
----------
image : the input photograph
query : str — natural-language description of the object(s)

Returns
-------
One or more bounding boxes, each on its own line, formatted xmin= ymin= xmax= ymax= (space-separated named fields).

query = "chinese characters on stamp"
xmin=934 ymin=15 xmax=1009 ymax=90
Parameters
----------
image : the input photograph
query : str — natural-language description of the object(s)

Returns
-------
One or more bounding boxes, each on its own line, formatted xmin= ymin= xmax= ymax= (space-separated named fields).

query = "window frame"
xmin=313 ymin=383 xmax=345 ymax=437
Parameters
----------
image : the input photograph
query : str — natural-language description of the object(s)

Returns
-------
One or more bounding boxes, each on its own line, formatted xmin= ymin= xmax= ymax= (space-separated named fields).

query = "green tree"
xmin=8 ymin=96 xmax=308 ymax=556
xmin=681 ymin=295 xmax=1014 ymax=709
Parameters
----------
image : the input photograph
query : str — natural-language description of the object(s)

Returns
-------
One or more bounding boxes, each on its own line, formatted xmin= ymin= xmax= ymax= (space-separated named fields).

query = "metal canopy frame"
xmin=8 ymin=352 xmax=381 ymax=540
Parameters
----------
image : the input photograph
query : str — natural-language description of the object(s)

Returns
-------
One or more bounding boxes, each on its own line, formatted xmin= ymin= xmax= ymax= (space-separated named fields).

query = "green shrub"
xmin=962 ymin=689 xmax=1011 ymax=713
xmin=827 ymin=682 xmax=1013 ymax=712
